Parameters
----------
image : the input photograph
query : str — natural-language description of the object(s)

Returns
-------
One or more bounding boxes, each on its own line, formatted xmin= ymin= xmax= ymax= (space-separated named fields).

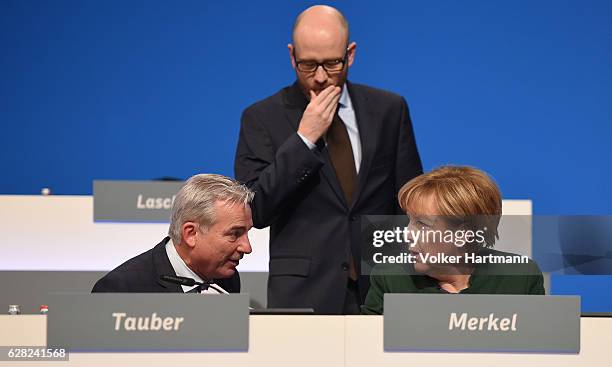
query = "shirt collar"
xmin=165 ymin=238 xmax=204 ymax=292
xmin=339 ymin=83 xmax=351 ymax=109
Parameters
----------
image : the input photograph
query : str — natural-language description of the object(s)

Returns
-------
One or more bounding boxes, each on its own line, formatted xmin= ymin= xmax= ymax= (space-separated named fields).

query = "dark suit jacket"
xmin=234 ymin=81 xmax=423 ymax=314
xmin=91 ymin=237 xmax=241 ymax=293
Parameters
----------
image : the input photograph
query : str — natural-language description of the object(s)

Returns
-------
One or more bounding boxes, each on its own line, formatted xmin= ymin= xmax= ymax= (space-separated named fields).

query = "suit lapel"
xmin=152 ymin=237 xmax=182 ymax=292
xmin=282 ymin=81 xmax=308 ymax=131
xmin=283 ymin=82 xmax=348 ymax=207
xmin=347 ymin=82 xmax=378 ymax=210
xmin=319 ymin=145 xmax=350 ymax=207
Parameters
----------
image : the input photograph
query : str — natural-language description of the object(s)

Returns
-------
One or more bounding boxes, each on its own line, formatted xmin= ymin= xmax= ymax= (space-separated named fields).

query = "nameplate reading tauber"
xmin=384 ymin=294 xmax=580 ymax=353
xmin=93 ymin=180 xmax=184 ymax=222
xmin=47 ymin=294 xmax=249 ymax=352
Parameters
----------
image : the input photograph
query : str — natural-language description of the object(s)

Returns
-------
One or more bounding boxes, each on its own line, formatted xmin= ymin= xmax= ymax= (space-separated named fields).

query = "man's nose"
xmin=313 ymin=65 xmax=328 ymax=83
xmin=239 ymin=235 xmax=252 ymax=255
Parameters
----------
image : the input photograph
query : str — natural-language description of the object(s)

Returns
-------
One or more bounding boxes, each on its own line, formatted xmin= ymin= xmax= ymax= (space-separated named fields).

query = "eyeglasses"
xmin=293 ymin=49 xmax=349 ymax=73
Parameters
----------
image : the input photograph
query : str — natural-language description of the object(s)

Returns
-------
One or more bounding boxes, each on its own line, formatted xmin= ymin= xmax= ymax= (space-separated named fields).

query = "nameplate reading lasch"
xmin=93 ymin=180 xmax=184 ymax=222
xmin=384 ymin=294 xmax=580 ymax=353
xmin=47 ymin=294 xmax=249 ymax=352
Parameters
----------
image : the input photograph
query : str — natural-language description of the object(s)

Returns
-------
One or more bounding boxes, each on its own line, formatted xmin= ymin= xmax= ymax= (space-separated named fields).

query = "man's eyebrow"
xmin=225 ymin=224 xmax=247 ymax=232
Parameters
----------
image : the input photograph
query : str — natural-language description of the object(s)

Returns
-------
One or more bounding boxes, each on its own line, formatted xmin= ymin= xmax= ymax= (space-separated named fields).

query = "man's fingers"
xmin=319 ymin=86 xmax=341 ymax=111
xmin=310 ymin=90 xmax=317 ymax=101
xmin=310 ymin=85 xmax=336 ymax=106
xmin=323 ymin=93 xmax=341 ymax=120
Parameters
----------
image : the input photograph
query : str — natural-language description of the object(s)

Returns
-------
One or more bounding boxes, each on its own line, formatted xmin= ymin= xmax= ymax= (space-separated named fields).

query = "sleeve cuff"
xmin=297 ymin=132 xmax=317 ymax=150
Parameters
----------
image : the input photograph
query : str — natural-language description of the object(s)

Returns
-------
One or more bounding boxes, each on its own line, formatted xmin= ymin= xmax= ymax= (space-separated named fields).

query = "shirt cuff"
xmin=297 ymin=132 xmax=316 ymax=150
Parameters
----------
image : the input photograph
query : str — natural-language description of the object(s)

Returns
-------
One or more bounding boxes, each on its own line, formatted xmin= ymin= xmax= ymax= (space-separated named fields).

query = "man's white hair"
xmin=168 ymin=174 xmax=254 ymax=244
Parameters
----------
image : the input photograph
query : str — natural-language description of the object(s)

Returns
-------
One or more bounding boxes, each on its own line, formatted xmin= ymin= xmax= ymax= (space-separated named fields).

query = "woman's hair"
xmin=398 ymin=166 xmax=502 ymax=247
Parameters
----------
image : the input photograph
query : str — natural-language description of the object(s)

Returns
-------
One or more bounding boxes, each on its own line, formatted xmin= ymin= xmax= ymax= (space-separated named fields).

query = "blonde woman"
xmin=362 ymin=166 xmax=544 ymax=315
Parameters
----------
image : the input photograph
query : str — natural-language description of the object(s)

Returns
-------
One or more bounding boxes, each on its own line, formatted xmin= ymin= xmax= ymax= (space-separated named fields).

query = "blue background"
xmin=1 ymin=0 xmax=611 ymax=310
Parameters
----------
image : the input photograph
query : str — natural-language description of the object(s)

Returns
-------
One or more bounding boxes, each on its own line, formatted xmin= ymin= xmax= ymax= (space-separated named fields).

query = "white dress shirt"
xmin=165 ymin=239 xmax=228 ymax=294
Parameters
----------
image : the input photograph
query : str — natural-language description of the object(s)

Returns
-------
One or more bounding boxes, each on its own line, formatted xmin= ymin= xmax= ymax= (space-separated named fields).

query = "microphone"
xmin=160 ymin=275 xmax=211 ymax=289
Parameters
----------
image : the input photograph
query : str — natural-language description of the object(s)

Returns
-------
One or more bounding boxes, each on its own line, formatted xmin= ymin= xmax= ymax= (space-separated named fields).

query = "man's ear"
xmin=181 ymin=222 xmax=198 ymax=249
xmin=288 ymin=43 xmax=296 ymax=70
xmin=347 ymin=41 xmax=357 ymax=67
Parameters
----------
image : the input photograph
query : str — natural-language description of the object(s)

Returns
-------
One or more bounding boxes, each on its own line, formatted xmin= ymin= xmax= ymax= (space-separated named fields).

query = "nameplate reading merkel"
xmin=47 ymin=294 xmax=249 ymax=352
xmin=93 ymin=180 xmax=183 ymax=222
xmin=384 ymin=294 xmax=580 ymax=353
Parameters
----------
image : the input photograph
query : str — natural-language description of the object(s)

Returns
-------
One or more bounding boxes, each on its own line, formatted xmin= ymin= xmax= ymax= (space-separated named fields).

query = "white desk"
xmin=0 ymin=315 xmax=608 ymax=367
xmin=0 ymin=195 xmax=530 ymax=271
xmin=0 ymin=195 xmax=269 ymax=272
xmin=345 ymin=316 xmax=609 ymax=367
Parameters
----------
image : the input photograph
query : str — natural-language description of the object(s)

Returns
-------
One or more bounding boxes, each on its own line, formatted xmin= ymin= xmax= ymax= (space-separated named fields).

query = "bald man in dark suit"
xmin=235 ymin=5 xmax=422 ymax=314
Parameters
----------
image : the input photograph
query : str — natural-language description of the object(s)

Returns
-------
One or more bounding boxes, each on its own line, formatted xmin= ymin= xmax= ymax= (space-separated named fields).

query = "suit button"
xmin=298 ymin=169 xmax=310 ymax=182
xmin=341 ymin=262 xmax=350 ymax=271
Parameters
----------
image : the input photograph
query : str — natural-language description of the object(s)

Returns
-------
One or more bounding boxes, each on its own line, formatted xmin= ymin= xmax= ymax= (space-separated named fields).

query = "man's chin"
xmin=216 ymin=267 xmax=236 ymax=279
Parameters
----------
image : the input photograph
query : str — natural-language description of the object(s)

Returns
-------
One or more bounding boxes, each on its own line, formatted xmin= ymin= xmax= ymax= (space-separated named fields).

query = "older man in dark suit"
xmin=234 ymin=5 xmax=423 ymax=314
xmin=92 ymin=174 xmax=254 ymax=294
